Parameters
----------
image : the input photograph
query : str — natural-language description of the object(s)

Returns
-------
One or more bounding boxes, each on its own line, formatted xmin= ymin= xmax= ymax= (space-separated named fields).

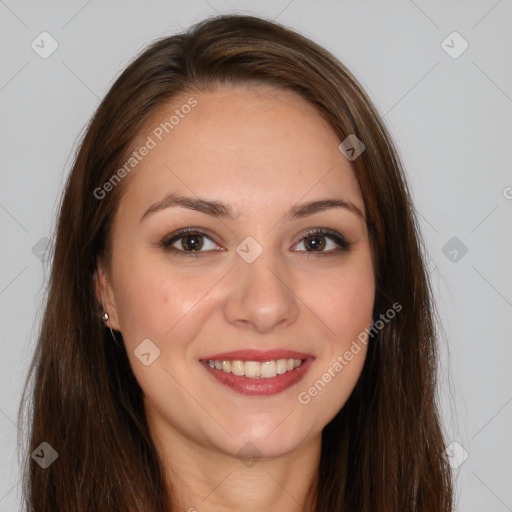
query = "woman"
xmin=19 ymin=13 xmax=454 ymax=511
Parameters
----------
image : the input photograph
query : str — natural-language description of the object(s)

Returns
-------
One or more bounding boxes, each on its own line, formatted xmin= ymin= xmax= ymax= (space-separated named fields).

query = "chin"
xmin=215 ymin=421 xmax=313 ymax=460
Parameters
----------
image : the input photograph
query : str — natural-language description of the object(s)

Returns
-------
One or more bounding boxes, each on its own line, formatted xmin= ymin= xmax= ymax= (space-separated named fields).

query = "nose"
xmin=223 ymin=249 xmax=300 ymax=334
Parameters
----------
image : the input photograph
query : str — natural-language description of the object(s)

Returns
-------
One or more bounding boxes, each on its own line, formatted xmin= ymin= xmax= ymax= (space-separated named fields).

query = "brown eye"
xmin=162 ymin=229 xmax=221 ymax=256
xmin=303 ymin=234 xmax=326 ymax=251
xmin=292 ymin=228 xmax=350 ymax=254
xmin=179 ymin=234 xmax=204 ymax=251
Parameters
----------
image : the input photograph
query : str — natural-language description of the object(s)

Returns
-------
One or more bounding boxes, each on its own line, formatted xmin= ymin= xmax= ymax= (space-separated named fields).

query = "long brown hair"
xmin=19 ymin=14 xmax=453 ymax=511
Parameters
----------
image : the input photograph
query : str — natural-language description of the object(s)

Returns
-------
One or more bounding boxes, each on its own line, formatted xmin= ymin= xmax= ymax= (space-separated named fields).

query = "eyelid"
xmin=161 ymin=227 xmax=222 ymax=252
xmin=291 ymin=227 xmax=350 ymax=252
xmin=161 ymin=226 xmax=350 ymax=256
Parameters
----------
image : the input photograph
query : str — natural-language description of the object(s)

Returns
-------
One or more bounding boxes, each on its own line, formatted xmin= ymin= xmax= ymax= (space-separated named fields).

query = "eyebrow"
xmin=139 ymin=192 xmax=365 ymax=223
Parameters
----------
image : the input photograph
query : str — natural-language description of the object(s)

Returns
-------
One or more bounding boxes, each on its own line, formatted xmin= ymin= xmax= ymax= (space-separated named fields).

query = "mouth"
xmin=199 ymin=349 xmax=314 ymax=396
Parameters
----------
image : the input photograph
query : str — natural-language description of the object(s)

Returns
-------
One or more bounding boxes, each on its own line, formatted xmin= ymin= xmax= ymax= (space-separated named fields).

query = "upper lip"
xmin=200 ymin=349 xmax=314 ymax=362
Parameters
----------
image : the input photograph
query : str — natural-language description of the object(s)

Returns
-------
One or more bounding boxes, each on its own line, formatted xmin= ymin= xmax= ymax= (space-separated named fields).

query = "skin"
xmin=96 ymin=84 xmax=375 ymax=512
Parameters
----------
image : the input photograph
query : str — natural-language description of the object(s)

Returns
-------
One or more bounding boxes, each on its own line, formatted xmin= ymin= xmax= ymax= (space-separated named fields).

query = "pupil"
xmin=306 ymin=235 xmax=325 ymax=251
xmin=184 ymin=235 xmax=202 ymax=251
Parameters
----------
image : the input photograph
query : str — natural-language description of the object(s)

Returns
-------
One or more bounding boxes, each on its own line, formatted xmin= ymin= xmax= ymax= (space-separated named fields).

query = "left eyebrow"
xmin=287 ymin=198 xmax=365 ymax=221
xmin=139 ymin=193 xmax=365 ymax=223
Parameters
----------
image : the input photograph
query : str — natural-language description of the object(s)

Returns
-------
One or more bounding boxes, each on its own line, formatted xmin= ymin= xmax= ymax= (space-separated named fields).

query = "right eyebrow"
xmin=140 ymin=193 xmax=239 ymax=223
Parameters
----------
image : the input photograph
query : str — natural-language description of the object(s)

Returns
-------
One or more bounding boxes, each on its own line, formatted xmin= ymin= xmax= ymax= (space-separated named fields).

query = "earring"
xmin=101 ymin=312 xmax=118 ymax=343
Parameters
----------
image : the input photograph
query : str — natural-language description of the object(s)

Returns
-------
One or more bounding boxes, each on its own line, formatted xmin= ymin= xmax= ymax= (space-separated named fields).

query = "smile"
xmin=199 ymin=351 xmax=314 ymax=397
xmin=206 ymin=358 xmax=304 ymax=378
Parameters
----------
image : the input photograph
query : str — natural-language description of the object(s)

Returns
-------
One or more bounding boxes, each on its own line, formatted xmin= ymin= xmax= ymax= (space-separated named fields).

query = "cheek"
xmin=298 ymin=253 xmax=374 ymax=411
xmin=306 ymin=255 xmax=375 ymax=345
xmin=112 ymin=256 xmax=214 ymax=348
xmin=112 ymin=260 xmax=214 ymax=404
xmin=295 ymin=264 xmax=373 ymax=420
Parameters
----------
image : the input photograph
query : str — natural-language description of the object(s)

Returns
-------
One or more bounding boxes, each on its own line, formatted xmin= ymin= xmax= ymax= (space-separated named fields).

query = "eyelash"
xmin=160 ymin=227 xmax=351 ymax=258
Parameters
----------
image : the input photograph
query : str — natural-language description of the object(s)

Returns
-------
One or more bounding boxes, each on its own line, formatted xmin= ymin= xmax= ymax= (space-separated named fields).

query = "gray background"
xmin=1 ymin=1 xmax=511 ymax=510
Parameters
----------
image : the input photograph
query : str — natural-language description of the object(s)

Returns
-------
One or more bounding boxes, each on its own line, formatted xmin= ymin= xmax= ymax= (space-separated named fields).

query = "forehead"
xmin=117 ymin=84 xmax=364 ymax=221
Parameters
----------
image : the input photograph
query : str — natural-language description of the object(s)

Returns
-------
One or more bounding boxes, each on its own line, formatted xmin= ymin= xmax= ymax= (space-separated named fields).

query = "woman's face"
xmin=97 ymin=84 xmax=375 ymax=459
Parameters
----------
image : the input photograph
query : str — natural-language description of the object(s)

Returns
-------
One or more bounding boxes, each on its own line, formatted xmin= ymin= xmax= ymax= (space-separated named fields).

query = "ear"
xmin=94 ymin=258 xmax=121 ymax=331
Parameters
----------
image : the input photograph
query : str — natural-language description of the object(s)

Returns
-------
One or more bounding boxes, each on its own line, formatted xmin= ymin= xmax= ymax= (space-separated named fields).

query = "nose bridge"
xmin=223 ymin=244 xmax=300 ymax=333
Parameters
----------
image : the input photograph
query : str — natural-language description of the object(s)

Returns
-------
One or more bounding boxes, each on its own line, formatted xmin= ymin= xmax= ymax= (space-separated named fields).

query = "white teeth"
xmin=244 ymin=361 xmax=260 ymax=378
xmin=205 ymin=358 xmax=305 ymax=379
xmin=231 ymin=360 xmax=244 ymax=376
xmin=276 ymin=359 xmax=287 ymax=374
xmin=260 ymin=360 xmax=277 ymax=378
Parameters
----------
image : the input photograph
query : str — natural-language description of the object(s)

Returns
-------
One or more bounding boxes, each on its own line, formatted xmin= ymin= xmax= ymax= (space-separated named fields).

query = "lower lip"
xmin=200 ymin=358 xmax=314 ymax=396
